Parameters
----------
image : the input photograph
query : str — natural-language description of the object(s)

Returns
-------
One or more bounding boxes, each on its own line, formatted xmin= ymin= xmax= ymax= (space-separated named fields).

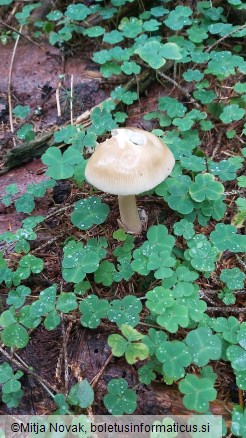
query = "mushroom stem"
xmin=118 ymin=195 xmax=142 ymax=234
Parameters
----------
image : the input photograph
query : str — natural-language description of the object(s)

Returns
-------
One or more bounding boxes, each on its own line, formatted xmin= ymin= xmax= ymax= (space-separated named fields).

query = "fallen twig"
xmin=205 ymin=23 xmax=246 ymax=53
xmin=70 ymin=74 xmax=74 ymax=125
xmin=0 ymin=20 xmax=48 ymax=52
xmin=157 ymin=71 xmax=201 ymax=109
xmin=7 ymin=25 xmax=23 ymax=148
xmin=0 ymin=345 xmax=57 ymax=397
xmin=90 ymin=353 xmax=113 ymax=389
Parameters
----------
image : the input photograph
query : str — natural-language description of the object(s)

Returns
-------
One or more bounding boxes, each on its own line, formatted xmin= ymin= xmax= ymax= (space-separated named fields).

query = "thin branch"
xmin=45 ymin=204 xmax=73 ymax=221
xmin=7 ymin=25 xmax=23 ymax=147
xmin=224 ymin=189 xmax=245 ymax=196
xmin=0 ymin=20 xmax=48 ymax=52
xmin=90 ymin=353 xmax=113 ymax=389
xmin=61 ymin=318 xmax=72 ymax=395
xmin=211 ymin=130 xmax=223 ymax=160
xmin=206 ymin=307 xmax=246 ymax=314
xmin=205 ymin=23 xmax=246 ymax=53
xmin=70 ymin=74 xmax=74 ymax=125
xmin=0 ymin=345 xmax=57 ymax=397
xmin=236 ymin=255 xmax=246 ymax=271
xmin=56 ymin=81 xmax=62 ymax=118
xmin=157 ymin=71 xmax=201 ymax=109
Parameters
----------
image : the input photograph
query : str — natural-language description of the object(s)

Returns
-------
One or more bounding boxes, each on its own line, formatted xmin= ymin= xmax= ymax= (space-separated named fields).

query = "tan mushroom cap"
xmin=85 ymin=127 xmax=175 ymax=196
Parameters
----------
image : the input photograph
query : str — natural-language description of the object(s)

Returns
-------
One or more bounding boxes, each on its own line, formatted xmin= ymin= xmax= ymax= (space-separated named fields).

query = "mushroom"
xmin=85 ymin=127 xmax=175 ymax=233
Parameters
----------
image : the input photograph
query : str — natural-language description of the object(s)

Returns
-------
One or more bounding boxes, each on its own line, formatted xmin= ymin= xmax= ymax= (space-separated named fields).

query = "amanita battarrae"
xmin=85 ymin=127 xmax=175 ymax=233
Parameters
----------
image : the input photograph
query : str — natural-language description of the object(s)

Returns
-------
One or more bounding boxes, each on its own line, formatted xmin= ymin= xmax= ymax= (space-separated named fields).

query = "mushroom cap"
xmin=85 ymin=127 xmax=175 ymax=196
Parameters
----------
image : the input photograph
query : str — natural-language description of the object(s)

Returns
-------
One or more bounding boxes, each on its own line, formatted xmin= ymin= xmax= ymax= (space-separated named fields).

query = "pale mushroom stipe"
xmin=85 ymin=127 xmax=175 ymax=233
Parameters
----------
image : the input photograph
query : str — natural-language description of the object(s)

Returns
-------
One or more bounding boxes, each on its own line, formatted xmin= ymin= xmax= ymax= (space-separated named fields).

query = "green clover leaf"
xmin=138 ymin=365 xmax=156 ymax=385
xmin=179 ymin=291 xmax=207 ymax=323
xmin=185 ymin=327 xmax=222 ymax=366
xmin=46 ymin=10 xmax=63 ymax=21
xmin=83 ymin=26 xmax=105 ymax=38
xmin=68 ymin=380 xmax=94 ymax=408
xmin=142 ymin=328 xmax=168 ymax=356
xmin=157 ymin=303 xmax=189 ymax=333
xmin=145 ymin=287 xmax=174 ymax=315
xmin=30 ymin=285 xmax=57 ymax=317
xmin=135 ymin=41 xmax=182 ymax=69
xmin=121 ymin=61 xmax=141 ymax=75
xmin=164 ymin=6 xmax=192 ymax=30
xmin=173 ymin=282 xmax=196 ymax=298
xmin=100 ymin=62 xmax=122 ymax=78
xmin=173 ymin=219 xmax=195 ymax=240
xmin=111 ymin=86 xmax=138 ymax=104
xmin=218 ymin=288 xmax=236 ymax=305
xmin=1 ymin=323 xmax=29 ymax=349
xmin=118 ymin=17 xmax=143 ymax=38
xmin=226 ymin=330 xmax=246 ymax=390
xmin=79 ymin=295 xmax=109 ymax=328
xmin=219 ymin=104 xmax=245 ymax=124
xmin=156 ymin=340 xmax=192 ymax=380
xmin=147 ymin=251 xmax=175 ymax=279
xmin=19 ymin=254 xmax=43 ymax=274
xmin=0 ymin=363 xmax=23 ymax=395
xmin=2 ymin=388 xmax=23 ymax=408
xmin=172 ymin=116 xmax=194 ymax=131
xmin=86 ymin=237 xmax=108 ymax=259
xmin=238 ymin=176 xmax=246 ymax=188
xmin=179 ymin=374 xmax=217 ymax=412
xmin=103 ymin=379 xmax=137 ymax=415
xmin=13 ymin=105 xmax=31 ymax=119
xmin=187 ymin=25 xmax=208 ymax=43
xmin=56 ymin=292 xmax=78 ymax=313
xmin=166 ymin=176 xmax=195 ymax=214
xmin=205 ymin=51 xmax=244 ymax=78
xmin=103 ymin=30 xmax=124 ymax=44
xmin=143 ymin=19 xmax=161 ymax=32
xmin=108 ymin=296 xmax=142 ymax=327
xmin=94 ymin=260 xmax=115 ymax=286
xmin=210 ymin=316 xmax=240 ymax=344
xmin=209 ymin=158 xmax=241 ymax=181
xmin=226 ymin=344 xmax=246 ymax=371
xmin=189 ymin=173 xmax=224 ymax=202
xmin=44 ymin=310 xmax=61 ymax=331
xmin=231 ymin=408 xmax=246 ymax=438
xmin=183 ymin=69 xmax=204 ymax=82
xmin=210 ymin=223 xmax=246 ymax=252
xmin=93 ymin=49 xmax=111 ymax=64
xmin=71 ymin=196 xmax=110 ymax=230
xmin=114 ymin=257 xmax=134 ymax=281
xmin=6 ymin=286 xmax=31 ymax=308
xmin=54 ymin=125 xmax=80 ymax=144
xmin=22 ymin=215 xmax=44 ymax=229
xmin=17 ymin=123 xmax=35 ymax=141
xmin=158 ymin=96 xmax=187 ymax=118
xmin=147 ymin=224 xmax=175 ymax=253
xmin=5 ymin=183 xmax=18 ymax=196
xmin=193 ymin=89 xmax=216 ymax=104
xmin=108 ymin=324 xmax=149 ymax=365
xmin=220 ymin=268 xmax=245 ymax=290
xmin=131 ymin=246 xmax=152 ymax=276
xmin=62 ymin=242 xmax=100 ymax=283
xmin=14 ymin=194 xmax=35 ymax=214
xmin=185 ymin=235 xmax=219 ymax=272
xmin=89 ymin=107 xmax=118 ymax=133
xmin=65 ymin=3 xmax=90 ymax=20
xmin=42 ymin=147 xmax=83 ymax=179
xmin=108 ymin=334 xmax=128 ymax=357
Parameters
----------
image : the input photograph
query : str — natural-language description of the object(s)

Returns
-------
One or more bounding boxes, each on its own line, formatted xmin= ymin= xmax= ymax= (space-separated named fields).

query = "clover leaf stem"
xmin=118 ymin=195 xmax=142 ymax=234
